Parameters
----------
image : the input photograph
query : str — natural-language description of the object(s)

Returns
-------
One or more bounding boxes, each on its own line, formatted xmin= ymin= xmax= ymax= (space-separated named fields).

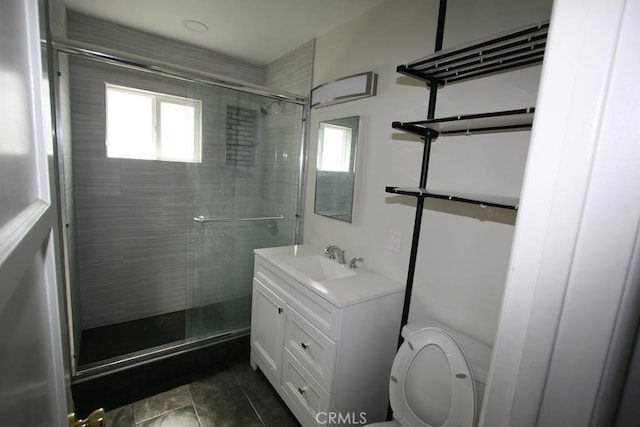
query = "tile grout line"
xmin=186 ymin=384 xmax=205 ymax=427
xmin=231 ymin=361 xmax=266 ymax=426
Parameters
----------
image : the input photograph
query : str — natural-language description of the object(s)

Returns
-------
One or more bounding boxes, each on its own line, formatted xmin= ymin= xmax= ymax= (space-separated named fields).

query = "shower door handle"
xmin=194 ymin=214 xmax=285 ymax=223
xmin=278 ymin=307 xmax=283 ymax=314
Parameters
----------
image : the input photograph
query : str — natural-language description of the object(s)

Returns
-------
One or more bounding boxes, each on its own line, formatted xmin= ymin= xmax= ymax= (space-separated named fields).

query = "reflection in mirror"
xmin=314 ymin=116 xmax=359 ymax=222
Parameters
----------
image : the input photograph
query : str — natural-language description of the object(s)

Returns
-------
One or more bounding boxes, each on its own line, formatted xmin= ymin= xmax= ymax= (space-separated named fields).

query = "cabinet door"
xmin=251 ymin=277 xmax=286 ymax=379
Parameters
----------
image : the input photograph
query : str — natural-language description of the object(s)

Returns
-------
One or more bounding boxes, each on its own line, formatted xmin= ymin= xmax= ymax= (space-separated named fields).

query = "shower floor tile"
xmin=78 ymin=296 xmax=252 ymax=366
xmin=78 ymin=310 xmax=185 ymax=365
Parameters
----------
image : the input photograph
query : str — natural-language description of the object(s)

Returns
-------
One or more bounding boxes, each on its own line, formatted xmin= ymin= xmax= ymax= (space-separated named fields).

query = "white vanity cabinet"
xmin=250 ymin=245 xmax=404 ymax=427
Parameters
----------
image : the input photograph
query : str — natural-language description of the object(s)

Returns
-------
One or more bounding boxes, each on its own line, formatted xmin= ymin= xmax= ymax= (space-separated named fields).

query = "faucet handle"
xmin=349 ymin=256 xmax=364 ymax=269
xmin=324 ymin=244 xmax=335 ymax=259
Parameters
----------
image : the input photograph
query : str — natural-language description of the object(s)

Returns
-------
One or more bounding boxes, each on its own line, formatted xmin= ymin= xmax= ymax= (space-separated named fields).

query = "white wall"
xmin=305 ymin=0 xmax=553 ymax=347
xmin=306 ymin=0 xmax=439 ymax=284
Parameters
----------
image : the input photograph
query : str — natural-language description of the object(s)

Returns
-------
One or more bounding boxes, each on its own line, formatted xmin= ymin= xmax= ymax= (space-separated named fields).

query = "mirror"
xmin=314 ymin=116 xmax=359 ymax=222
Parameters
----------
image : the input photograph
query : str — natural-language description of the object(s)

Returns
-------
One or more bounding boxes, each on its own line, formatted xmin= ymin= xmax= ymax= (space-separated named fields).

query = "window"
xmin=317 ymin=122 xmax=352 ymax=172
xmin=105 ymin=83 xmax=202 ymax=163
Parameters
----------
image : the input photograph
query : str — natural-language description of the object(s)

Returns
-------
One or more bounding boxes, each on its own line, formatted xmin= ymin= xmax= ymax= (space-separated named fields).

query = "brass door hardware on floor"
xmin=68 ymin=408 xmax=106 ymax=427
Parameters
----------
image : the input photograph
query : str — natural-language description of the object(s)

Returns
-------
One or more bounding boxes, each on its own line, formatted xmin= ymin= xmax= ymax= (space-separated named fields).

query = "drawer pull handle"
xmin=301 ymin=342 xmax=310 ymax=350
xmin=278 ymin=307 xmax=283 ymax=314
xmin=298 ymin=385 xmax=309 ymax=394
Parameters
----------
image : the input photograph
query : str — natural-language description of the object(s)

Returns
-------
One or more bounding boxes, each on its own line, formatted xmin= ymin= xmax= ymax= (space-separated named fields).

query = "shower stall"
xmin=52 ymin=41 xmax=308 ymax=377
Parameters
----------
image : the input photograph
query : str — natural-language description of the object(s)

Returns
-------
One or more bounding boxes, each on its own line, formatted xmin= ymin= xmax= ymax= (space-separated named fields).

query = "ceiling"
xmin=63 ymin=0 xmax=389 ymax=66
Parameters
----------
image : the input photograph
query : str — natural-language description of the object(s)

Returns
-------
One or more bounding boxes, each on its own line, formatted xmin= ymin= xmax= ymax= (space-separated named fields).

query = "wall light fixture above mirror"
xmin=311 ymin=72 xmax=377 ymax=108
xmin=315 ymin=116 xmax=360 ymax=223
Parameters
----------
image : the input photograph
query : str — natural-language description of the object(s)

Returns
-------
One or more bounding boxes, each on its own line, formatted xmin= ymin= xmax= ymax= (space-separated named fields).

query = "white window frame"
xmin=105 ymin=83 xmax=202 ymax=163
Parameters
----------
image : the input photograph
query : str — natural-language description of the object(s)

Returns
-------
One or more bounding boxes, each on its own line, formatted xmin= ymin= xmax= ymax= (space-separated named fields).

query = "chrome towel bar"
xmin=194 ymin=214 xmax=285 ymax=223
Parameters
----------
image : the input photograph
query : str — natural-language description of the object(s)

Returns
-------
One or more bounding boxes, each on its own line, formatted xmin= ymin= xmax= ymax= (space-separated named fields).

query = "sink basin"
xmin=283 ymin=255 xmax=356 ymax=282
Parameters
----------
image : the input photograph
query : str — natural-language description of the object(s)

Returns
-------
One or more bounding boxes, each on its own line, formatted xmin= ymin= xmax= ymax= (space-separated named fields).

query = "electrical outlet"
xmin=388 ymin=229 xmax=403 ymax=253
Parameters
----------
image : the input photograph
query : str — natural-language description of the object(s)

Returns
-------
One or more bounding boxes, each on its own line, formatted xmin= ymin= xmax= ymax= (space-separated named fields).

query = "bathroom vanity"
xmin=250 ymin=245 xmax=404 ymax=426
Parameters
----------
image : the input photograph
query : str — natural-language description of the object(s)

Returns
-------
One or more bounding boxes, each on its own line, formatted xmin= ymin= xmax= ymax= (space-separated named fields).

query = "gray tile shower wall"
xmin=265 ymin=40 xmax=314 ymax=95
xmin=68 ymin=57 xmax=272 ymax=329
xmin=69 ymin=57 xmax=187 ymax=328
xmin=66 ymin=11 xmax=265 ymax=86
xmin=263 ymin=41 xmax=314 ymax=244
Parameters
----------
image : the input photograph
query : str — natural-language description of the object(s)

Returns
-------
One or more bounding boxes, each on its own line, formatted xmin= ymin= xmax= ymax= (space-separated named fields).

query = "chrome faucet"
xmin=324 ymin=244 xmax=346 ymax=264
xmin=349 ymin=256 xmax=364 ymax=269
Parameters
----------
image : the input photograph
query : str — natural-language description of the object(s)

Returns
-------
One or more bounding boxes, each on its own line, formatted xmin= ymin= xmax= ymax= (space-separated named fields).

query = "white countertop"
xmin=254 ymin=244 xmax=405 ymax=308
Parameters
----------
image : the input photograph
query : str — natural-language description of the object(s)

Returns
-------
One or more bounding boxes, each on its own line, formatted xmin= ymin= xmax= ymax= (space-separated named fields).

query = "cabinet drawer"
xmin=255 ymin=258 xmax=340 ymax=340
xmin=285 ymin=306 xmax=336 ymax=391
xmin=282 ymin=349 xmax=330 ymax=427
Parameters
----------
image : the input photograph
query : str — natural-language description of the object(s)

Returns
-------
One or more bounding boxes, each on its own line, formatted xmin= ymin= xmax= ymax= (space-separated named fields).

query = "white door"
xmin=0 ymin=0 xmax=71 ymax=425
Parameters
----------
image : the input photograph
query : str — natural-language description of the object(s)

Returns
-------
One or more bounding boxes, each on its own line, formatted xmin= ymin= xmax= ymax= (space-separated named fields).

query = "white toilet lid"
xmin=389 ymin=327 xmax=476 ymax=427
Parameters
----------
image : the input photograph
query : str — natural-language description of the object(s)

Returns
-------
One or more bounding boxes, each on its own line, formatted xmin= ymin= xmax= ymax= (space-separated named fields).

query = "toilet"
xmin=368 ymin=319 xmax=491 ymax=427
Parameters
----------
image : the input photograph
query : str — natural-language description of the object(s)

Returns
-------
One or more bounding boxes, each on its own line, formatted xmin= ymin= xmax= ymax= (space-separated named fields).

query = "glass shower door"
xmin=57 ymin=43 xmax=306 ymax=375
xmin=65 ymin=53 xmax=203 ymax=369
xmin=185 ymin=84 xmax=303 ymax=341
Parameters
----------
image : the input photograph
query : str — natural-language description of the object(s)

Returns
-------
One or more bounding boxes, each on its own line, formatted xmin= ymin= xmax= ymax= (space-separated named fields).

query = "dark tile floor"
xmin=106 ymin=355 xmax=300 ymax=427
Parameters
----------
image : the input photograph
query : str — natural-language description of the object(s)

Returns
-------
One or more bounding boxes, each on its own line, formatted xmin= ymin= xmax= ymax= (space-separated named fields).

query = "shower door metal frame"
xmin=51 ymin=37 xmax=308 ymax=105
xmin=48 ymin=38 xmax=310 ymax=379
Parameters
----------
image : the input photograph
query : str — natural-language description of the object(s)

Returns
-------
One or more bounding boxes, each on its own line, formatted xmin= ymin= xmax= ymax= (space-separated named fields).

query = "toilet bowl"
xmin=367 ymin=319 xmax=491 ymax=427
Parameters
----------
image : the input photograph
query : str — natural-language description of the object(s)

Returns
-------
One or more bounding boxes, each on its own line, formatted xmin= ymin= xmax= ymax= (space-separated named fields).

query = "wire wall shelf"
xmin=397 ymin=21 xmax=548 ymax=86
